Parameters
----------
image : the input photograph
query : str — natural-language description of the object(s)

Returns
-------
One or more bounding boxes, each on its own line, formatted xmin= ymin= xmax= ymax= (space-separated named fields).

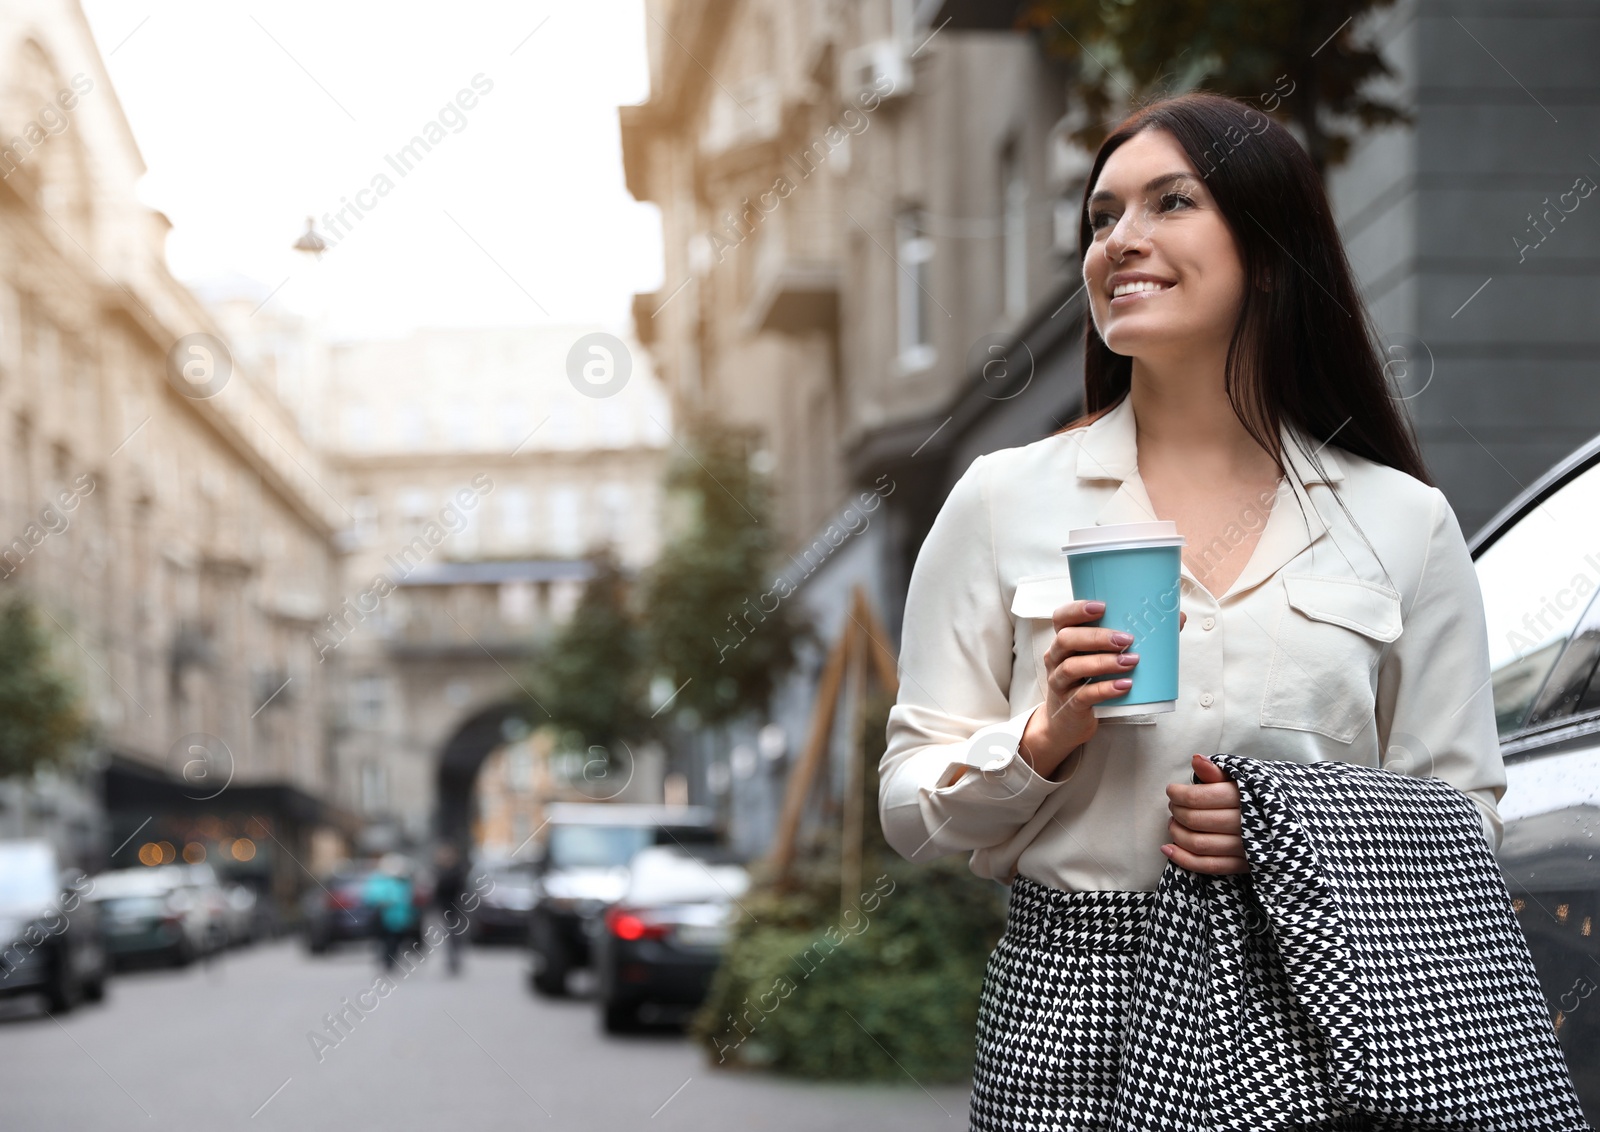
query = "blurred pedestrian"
xmin=433 ymin=842 xmax=469 ymax=976
xmin=362 ymin=853 xmax=417 ymax=973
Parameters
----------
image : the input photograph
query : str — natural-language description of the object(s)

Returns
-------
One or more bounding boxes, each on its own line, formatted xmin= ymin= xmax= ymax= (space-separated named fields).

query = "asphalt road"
xmin=0 ymin=936 xmax=970 ymax=1130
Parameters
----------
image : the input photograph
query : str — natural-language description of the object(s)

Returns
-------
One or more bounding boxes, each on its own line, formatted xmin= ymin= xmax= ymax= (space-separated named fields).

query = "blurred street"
xmin=0 ymin=939 xmax=968 ymax=1131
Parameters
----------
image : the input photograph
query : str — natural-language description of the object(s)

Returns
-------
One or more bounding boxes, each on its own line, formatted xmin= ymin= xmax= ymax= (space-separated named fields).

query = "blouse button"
xmin=1202 ymin=616 xmax=1216 ymax=631
xmin=1199 ymin=692 xmax=1215 ymax=708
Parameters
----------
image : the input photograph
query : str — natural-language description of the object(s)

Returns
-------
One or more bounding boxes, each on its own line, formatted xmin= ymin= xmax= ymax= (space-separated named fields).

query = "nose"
xmin=1103 ymin=207 xmax=1150 ymax=265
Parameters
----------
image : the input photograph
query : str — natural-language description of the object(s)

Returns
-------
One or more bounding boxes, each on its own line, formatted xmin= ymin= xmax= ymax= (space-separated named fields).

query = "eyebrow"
xmin=1087 ymin=171 xmax=1199 ymax=208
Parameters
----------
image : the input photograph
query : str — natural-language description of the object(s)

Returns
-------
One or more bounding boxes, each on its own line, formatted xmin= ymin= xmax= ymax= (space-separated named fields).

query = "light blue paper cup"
xmin=1061 ymin=520 xmax=1186 ymax=717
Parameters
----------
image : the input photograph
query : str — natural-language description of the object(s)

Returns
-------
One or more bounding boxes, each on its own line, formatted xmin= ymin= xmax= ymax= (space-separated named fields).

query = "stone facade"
xmin=0 ymin=1 xmax=342 ymax=892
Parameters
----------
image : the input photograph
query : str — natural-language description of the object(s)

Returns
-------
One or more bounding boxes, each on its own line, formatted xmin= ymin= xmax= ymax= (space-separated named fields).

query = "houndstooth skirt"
xmin=969 ymin=877 xmax=1156 ymax=1131
xmin=969 ymin=876 xmax=1379 ymax=1132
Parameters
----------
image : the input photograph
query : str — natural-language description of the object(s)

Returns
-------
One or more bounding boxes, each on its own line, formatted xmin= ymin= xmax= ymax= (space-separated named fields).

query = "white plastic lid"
xmin=1061 ymin=520 xmax=1186 ymax=555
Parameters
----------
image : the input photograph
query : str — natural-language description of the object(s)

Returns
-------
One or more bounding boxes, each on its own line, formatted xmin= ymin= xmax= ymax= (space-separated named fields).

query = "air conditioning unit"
xmin=841 ymin=39 xmax=913 ymax=104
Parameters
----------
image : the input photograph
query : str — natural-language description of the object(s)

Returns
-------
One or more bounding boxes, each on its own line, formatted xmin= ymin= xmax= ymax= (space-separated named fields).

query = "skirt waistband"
xmin=1004 ymin=876 xmax=1157 ymax=952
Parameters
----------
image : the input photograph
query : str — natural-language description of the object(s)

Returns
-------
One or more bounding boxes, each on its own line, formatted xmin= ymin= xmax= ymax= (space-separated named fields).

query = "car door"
xmin=1469 ymin=437 xmax=1600 ymax=1121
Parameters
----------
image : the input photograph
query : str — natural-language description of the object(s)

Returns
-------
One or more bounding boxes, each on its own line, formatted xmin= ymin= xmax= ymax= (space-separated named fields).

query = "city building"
xmin=0 ymin=0 xmax=347 ymax=902
xmin=320 ymin=325 xmax=672 ymax=846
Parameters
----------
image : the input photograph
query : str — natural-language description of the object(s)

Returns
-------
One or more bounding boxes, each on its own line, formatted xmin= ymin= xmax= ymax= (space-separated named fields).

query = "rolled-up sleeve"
xmin=1375 ymin=487 xmax=1507 ymax=854
xmin=879 ymin=454 xmax=1074 ymax=864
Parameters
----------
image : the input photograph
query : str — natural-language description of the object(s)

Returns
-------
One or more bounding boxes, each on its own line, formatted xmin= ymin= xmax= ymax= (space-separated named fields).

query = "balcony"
xmin=742 ymin=187 xmax=840 ymax=335
xmin=699 ymin=75 xmax=780 ymax=161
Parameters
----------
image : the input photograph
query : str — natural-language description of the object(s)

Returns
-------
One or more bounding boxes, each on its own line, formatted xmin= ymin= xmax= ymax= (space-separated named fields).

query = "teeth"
xmin=1112 ymin=280 xmax=1170 ymax=298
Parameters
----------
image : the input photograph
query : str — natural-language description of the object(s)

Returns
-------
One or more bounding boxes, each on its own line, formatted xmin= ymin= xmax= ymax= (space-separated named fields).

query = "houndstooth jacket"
xmin=1110 ymin=754 xmax=1590 ymax=1131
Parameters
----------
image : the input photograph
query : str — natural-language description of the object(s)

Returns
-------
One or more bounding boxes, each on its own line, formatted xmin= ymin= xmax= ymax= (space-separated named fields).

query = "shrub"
xmin=692 ymin=692 xmax=1007 ymax=1081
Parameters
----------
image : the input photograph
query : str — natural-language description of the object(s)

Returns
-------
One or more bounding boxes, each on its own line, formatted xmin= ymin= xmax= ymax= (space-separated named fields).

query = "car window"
xmin=0 ymin=843 xmax=57 ymax=910
xmin=1474 ymin=460 xmax=1600 ymax=736
xmin=546 ymin=825 xmax=652 ymax=869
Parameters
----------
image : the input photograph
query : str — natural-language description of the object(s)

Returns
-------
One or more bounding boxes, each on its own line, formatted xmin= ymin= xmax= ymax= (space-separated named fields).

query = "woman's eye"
xmin=1089 ymin=210 xmax=1117 ymax=231
xmin=1160 ymin=192 xmax=1195 ymax=212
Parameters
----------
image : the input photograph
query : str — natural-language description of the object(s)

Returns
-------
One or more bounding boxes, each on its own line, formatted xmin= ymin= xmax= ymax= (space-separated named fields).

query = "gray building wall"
xmin=1329 ymin=0 xmax=1600 ymax=538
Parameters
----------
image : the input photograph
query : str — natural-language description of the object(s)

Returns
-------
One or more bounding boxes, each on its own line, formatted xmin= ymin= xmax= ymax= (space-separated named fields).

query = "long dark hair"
xmin=1058 ymin=91 xmax=1431 ymax=489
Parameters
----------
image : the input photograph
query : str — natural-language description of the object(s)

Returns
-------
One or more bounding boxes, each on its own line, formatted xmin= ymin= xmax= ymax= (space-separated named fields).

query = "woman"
xmin=878 ymin=92 xmax=1506 ymax=1129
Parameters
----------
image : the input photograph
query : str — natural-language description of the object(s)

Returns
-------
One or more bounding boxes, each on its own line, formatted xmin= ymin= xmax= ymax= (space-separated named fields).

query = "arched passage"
xmin=435 ymin=700 xmax=541 ymax=845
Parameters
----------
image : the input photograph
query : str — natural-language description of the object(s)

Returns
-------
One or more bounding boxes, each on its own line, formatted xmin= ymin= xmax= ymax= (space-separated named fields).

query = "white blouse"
xmin=879 ymin=394 xmax=1506 ymax=893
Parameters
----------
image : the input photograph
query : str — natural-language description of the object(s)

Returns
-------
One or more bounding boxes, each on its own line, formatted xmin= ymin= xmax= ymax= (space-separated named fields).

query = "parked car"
xmin=88 ymin=866 xmax=211 ymax=968
xmin=594 ymin=845 xmax=749 ymax=1033
xmin=0 ymin=840 xmax=106 ymax=1011
xmin=302 ymin=864 xmax=379 ymax=954
xmin=468 ymin=858 xmax=537 ymax=944
xmin=528 ymin=803 xmax=719 ymax=996
xmin=1468 ymin=429 xmax=1600 ymax=1123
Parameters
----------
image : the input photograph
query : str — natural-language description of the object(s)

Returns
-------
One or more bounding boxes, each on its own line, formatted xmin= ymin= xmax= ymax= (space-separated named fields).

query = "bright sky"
xmin=80 ymin=0 xmax=663 ymax=341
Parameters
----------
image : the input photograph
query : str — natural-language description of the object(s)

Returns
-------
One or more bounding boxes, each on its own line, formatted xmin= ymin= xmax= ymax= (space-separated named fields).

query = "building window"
xmin=446 ymin=403 xmax=476 ymax=448
xmin=352 ymin=495 xmax=379 ymax=546
xmin=1002 ymin=141 xmax=1028 ymax=319
xmin=499 ymin=487 xmax=531 ymax=545
xmin=351 ymin=674 xmax=387 ymax=728
xmin=399 ymin=488 xmax=429 ymax=537
xmin=895 ymin=207 xmax=935 ymax=370
xmin=397 ymin=406 xmax=427 ymax=449
xmin=343 ymin=405 xmax=374 ymax=449
xmin=550 ymin=486 xmax=582 ymax=555
xmin=600 ymin=483 xmax=631 ymax=546
xmin=360 ymin=763 xmax=387 ymax=814
xmin=500 ymin=581 xmax=536 ymax=624
xmin=499 ymin=400 xmax=530 ymax=449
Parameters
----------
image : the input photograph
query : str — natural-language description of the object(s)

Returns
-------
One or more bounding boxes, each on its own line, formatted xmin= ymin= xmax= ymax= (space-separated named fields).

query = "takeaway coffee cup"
xmin=1060 ymin=520 xmax=1186 ymax=718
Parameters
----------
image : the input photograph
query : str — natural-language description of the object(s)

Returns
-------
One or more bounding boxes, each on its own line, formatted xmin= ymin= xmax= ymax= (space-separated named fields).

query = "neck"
xmin=1127 ymin=348 xmax=1277 ymax=476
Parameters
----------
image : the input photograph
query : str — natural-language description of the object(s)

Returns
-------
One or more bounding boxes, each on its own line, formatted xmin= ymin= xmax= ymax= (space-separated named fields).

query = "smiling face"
xmin=1082 ymin=128 xmax=1249 ymax=363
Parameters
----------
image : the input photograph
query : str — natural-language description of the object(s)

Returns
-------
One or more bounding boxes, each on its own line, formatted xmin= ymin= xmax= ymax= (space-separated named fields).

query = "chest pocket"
xmin=1010 ymin=574 xmax=1075 ymax=701
xmin=1260 ymin=574 xmax=1403 ymax=744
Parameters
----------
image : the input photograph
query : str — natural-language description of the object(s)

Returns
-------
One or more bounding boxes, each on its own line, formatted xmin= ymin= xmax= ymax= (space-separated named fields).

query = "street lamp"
xmin=292 ymin=216 xmax=328 ymax=257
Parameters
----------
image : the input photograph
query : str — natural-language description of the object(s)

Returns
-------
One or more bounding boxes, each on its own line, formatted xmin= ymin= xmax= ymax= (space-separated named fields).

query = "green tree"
xmin=528 ymin=549 xmax=647 ymax=753
xmin=0 ymin=596 xmax=89 ymax=779
xmin=1019 ymin=0 xmax=1410 ymax=174
xmin=642 ymin=416 xmax=805 ymax=726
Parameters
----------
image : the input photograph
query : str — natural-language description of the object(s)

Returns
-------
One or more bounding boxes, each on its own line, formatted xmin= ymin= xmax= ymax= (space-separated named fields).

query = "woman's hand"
xmin=1162 ymin=754 xmax=1248 ymax=874
xmin=1018 ymin=600 xmax=1186 ymax=779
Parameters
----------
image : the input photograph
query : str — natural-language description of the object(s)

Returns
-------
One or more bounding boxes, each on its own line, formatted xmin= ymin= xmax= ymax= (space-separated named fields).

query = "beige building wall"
xmin=623 ymin=0 xmax=1072 ymax=556
xmin=0 ymin=1 xmax=344 ymax=877
xmin=319 ymin=326 xmax=671 ymax=843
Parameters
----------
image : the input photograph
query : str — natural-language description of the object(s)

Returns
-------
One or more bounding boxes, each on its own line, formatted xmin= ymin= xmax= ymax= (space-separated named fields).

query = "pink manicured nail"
xmin=1085 ymin=600 xmax=1105 ymax=614
xmin=1113 ymin=678 xmax=1133 ymax=689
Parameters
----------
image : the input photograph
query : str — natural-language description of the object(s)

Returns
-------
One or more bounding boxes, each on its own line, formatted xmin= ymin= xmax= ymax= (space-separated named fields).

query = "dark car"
xmin=468 ymin=859 xmax=537 ymax=944
xmin=303 ymin=865 xmax=379 ymax=954
xmin=88 ymin=866 xmax=211 ymax=968
xmin=0 ymin=840 xmax=107 ymax=1011
xmin=528 ymin=803 xmax=719 ymax=997
xmin=1467 ymin=430 xmax=1600 ymax=1123
xmin=593 ymin=845 xmax=749 ymax=1033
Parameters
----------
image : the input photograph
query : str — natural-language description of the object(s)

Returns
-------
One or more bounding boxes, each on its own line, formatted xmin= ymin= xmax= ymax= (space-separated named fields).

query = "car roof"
xmin=1468 ymin=430 xmax=1600 ymax=557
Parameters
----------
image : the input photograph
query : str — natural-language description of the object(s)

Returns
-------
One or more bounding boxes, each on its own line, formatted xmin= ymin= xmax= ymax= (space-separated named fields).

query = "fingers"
xmin=1166 ymin=803 xmax=1240 ymax=833
xmin=1167 ymin=816 xmax=1244 ymax=855
xmin=1189 ymin=754 xmax=1228 ymax=783
xmin=1044 ymin=625 xmax=1135 ymax=668
xmin=1047 ymin=650 xmax=1139 ymax=692
xmin=1166 ymin=780 xmax=1240 ymax=809
xmin=1161 ymin=842 xmax=1249 ymax=875
xmin=1179 ymin=611 xmax=1187 ymax=630
xmin=1051 ymin=598 xmax=1106 ymax=631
